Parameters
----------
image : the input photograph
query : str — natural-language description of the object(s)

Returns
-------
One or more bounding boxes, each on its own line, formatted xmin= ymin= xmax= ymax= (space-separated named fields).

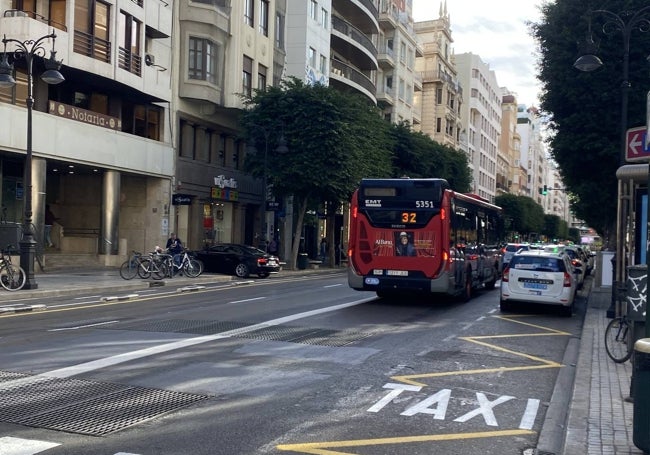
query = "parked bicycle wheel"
xmin=604 ymin=317 xmax=633 ymax=363
xmin=0 ymin=263 xmax=26 ymax=291
xmin=138 ymin=258 xmax=153 ymax=279
xmin=183 ymin=258 xmax=203 ymax=278
xmin=150 ymin=258 xmax=169 ymax=280
xmin=119 ymin=259 xmax=139 ymax=280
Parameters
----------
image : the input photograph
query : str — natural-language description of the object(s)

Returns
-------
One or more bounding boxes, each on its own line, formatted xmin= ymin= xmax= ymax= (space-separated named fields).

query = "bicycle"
xmin=160 ymin=248 xmax=203 ymax=278
xmin=604 ymin=314 xmax=633 ymax=363
xmin=119 ymin=250 xmax=167 ymax=280
xmin=0 ymin=245 xmax=26 ymax=291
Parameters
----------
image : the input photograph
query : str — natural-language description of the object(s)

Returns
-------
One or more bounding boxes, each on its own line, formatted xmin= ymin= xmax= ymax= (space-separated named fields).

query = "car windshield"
xmin=509 ymin=256 xmax=565 ymax=272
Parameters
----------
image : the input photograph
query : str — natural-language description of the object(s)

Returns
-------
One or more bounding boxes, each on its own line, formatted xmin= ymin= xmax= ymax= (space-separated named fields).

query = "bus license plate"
xmin=387 ymin=270 xmax=408 ymax=276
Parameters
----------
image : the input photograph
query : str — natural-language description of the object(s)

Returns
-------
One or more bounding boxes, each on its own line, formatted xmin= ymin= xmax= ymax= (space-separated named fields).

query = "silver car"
xmin=500 ymin=243 xmax=530 ymax=272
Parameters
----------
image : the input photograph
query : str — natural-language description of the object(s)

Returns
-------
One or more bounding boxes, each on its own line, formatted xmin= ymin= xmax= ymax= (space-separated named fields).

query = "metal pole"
xmin=646 ymin=90 xmax=650 ymax=337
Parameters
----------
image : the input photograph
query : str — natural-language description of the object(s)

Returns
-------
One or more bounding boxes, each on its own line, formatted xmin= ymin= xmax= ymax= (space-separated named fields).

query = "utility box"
xmin=633 ymin=338 xmax=650 ymax=452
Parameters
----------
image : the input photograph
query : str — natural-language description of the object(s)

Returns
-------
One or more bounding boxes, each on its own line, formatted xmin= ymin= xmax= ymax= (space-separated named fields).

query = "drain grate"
xmin=104 ymin=319 xmax=251 ymax=335
xmin=0 ymin=370 xmax=30 ymax=383
xmin=102 ymin=319 xmax=373 ymax=347
xmin=237 ymin=326 xmax=372 ymax=347
xmin=0 ymin=373 xmax=209 ymax=436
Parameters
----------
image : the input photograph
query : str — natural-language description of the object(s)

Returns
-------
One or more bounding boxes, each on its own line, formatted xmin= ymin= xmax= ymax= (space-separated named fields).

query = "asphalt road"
xmin=0 ymin=273 xmax=587 ymax=455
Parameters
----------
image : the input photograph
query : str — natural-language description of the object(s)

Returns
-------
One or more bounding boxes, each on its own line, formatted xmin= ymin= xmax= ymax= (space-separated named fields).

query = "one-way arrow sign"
xmin=626 ymin=126 xmax=650 ymax=162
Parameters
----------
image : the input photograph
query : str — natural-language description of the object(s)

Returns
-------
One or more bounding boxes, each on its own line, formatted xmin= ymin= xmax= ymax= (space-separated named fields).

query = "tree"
xmin=389 ymin=122 xmax=472 ymax=192
xmin=495 ymin=194 xmax=544 ymax=239
xmin=241 ymin=78 xmax=393 ymax=269
xmin=532 ymin=0 xmax=650 ymax=245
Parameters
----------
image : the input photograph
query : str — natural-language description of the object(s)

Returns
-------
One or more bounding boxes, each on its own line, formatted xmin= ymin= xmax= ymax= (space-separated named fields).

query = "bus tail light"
xmin=502 ymin=266 xmax=510 ymax=282
xmin=442 ymin=250 xmax=449 ymax=262
xmin=440 ymin=208 xmax=446 ymax=220
xmin=352 ymin=206 xmax=358 ymax=218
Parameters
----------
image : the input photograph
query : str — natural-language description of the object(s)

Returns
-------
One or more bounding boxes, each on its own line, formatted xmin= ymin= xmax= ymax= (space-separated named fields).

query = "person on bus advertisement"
xmin=395 ymin=231 xmax=417 ymax=256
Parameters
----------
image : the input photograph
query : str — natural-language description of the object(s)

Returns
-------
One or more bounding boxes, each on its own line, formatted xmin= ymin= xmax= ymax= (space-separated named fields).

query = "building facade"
xmin=454 ymin=52 xmax=501 ymax=202
xmin=0 ymin=0 xmax=174 ymax=265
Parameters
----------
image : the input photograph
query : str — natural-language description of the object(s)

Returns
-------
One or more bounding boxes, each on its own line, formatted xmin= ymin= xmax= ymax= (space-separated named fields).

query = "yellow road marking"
xmin=277 ymin=429 xmax=535 ymax=454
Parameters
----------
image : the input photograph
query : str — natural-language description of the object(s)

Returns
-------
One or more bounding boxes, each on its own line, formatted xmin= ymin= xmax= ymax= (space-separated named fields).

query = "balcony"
xmin=331 ymin=15 xmax=377 ymax=71
xmin=376 ymin=85 xmax=394 ymax=107
xmin=2 ymin=8 xmax=67 ymax=32
xmin=330 ymin=59 xmax=376 ymax=104
xmin=376 ymin=44 xmax=395 ymax=69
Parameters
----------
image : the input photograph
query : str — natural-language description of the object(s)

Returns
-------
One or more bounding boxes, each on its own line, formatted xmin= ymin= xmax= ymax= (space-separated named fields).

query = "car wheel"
xmin=499 ymin=299 xmax=511 ymax=312
xmin=234 ymin=263 xmax=250 ymax=278
xmin=561 ymin=302 xmax=573 ymax=317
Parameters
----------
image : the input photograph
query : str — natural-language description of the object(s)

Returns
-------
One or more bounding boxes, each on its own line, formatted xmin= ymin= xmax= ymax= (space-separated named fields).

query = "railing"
xmin=2 ymin=9 xmax=67 ymax=31
xmin=331 ymin=16 xmax=377 ymax=56
xmin=354 ymin=0 xmax=378 ymax=18
xmin=118 ymin=47 xmax=142 ymax=76
xmin=73 ymin=30 xmax=111 ymax=63
xmin=330 ymin=59 xmax=376 ymax=95
xmin=63 ymin=227 xmax=100 ymax=238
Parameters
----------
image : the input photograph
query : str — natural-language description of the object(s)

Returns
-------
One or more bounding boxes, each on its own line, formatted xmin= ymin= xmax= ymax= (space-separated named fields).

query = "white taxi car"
xmin=499 ymin=250 xmax=579 ymax=316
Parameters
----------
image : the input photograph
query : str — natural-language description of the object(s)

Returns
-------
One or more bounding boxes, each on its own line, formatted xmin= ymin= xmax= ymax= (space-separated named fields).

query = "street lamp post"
xmin=0 ymin=31 xmax=64 ymax=289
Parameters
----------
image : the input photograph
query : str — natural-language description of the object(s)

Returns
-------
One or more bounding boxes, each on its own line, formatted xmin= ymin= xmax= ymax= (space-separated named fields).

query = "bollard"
xmin=633 ymin=338 xmax=650 ymax=452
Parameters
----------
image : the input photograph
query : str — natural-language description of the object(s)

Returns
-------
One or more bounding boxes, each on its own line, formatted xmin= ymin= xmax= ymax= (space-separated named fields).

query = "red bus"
xmin=347 ymin=178 xmax=503 ymax=300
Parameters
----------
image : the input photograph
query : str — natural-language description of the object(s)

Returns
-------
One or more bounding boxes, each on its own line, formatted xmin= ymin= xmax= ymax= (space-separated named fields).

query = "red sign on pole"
xmin=626 ymin=126 xmax=650 ymax=162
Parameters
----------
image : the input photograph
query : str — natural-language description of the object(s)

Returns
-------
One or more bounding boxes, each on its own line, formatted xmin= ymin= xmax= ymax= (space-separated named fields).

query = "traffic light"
xmin=542 ymin=185 xmax=548 ymax=195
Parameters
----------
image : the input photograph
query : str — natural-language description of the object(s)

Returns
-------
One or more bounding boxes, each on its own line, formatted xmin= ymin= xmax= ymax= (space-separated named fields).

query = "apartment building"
xmin=454 ymin=52 xmax=501 ymax=202
xmin=170 ymin=0 xmax=290 ymax=250
xmin=498 ymin=92 xmax=521 ymax=196
xmin=376 ymin=0 xmax=422 ymax=126
xmin=0 ymin=0 xmax=173 ymax=264
xmin=413 ymin=2 xmax=463 ymax=149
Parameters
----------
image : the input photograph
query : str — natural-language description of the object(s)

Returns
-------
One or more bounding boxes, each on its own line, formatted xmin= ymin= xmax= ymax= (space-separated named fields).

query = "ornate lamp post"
xmin=0 ymin=31 xmax=64 ymax=289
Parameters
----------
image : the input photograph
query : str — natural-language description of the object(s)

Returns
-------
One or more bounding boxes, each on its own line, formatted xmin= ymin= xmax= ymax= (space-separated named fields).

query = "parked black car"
xmin=195 ymin=243 xmax=280 ymax=278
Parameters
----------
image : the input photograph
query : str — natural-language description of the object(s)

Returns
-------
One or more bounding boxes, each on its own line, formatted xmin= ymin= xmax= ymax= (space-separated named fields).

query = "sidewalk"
xmin=539 ymin=281 xmax=646 ymax=454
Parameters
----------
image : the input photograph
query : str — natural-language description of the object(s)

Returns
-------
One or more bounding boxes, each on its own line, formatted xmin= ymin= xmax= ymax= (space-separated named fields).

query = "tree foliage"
xmin=388 ymin=122 xmax=472 ymax=192
xmin=495 ymin=194 xmax=544 ymax=236
xmin=532 ymin=0 xmax=650 ymax=243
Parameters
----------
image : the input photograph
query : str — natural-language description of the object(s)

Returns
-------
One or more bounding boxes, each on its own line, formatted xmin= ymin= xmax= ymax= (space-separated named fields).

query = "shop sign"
xmin=211 ymin=187 xmax=239 ymax=201
xmin=214 ymin=175 xmax=238 ymax=189
xmin=172 ymin=194 xmax=194 ymax=205
xmin=48 ymin=101 xmax=122 ymax=130
xmin=266 ymin=200 xmax=280 ymax=211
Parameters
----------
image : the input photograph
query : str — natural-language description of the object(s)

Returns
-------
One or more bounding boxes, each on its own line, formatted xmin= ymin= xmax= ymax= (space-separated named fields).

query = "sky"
xmin=412 ymin=0 xmax=547 ymax=108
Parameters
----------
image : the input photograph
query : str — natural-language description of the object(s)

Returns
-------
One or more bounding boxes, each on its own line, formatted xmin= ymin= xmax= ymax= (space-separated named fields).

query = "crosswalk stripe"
xmin=0 ymin=437 xmax=61 ymax=454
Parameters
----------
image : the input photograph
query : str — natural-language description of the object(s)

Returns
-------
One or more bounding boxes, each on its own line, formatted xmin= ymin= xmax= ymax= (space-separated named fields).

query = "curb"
xmin=0 ymin=304 xmax=47 ymax=313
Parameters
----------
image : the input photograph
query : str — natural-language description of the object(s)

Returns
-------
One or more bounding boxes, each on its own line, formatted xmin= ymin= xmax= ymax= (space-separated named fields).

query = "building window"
xmin=309 ymin=0 xmax=317 ymax=20
xmin=189 ymin=37 xmax=217 ymax=84
xmin=244 ymin=0 xmax=254 ymax=27
xmin=436 ymin=88 xmax=442 ymax=105
xmin=123 ymin=103 xmax=163 ymax=141
xmin=243 ymin=55 xmax=253 ymax=98
xmin=74 ymin=0 xmax=111 ymax=63
xmin=319 ymin=55 xmax=327 ymax=74
xmin=321 ymin=7 xmax=328 ymax=29
xmin=275 ymin=12 xmax=285 ymax=50
xmin=258 ymin=0 xmax=269 ymax=36
xmin=436 ymin=117 xmax=442 ymax=133
xmin=258 ymin=64 xmax=267 ymax=90
xmin=400 ymin=41 xmax=406 ymax=63
xmin=308 ymin=47 xmax=316 ymax=68
xmin=118 ymin=11 xmax=141 ymax=75
xmin=49 ymin=0 xmax=67 ymax=32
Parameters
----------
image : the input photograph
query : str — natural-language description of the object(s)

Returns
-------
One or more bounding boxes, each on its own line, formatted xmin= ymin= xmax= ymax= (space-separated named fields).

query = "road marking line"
xmin=0 ymin=436 xmax=60 ymax=454
xmin=276 ymin=429 xmax=535 ymax=453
